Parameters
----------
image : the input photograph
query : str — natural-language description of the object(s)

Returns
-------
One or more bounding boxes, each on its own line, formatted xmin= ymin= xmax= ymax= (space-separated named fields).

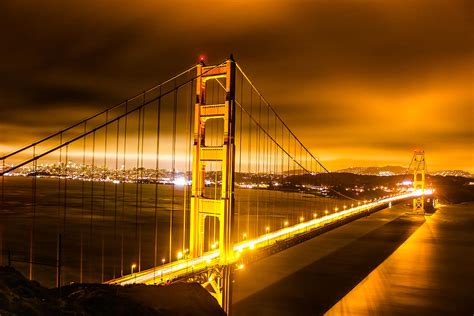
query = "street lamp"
xmin=300 ymin=216 xmax=304 ymax=223
xmin=284 ymin=221 xmax=288 ymax=227
xmin=243 ymin=233 xmax=247 ymax=240
xmin=177 ymin=251 xmax=183 ymax=260
xmin=265 ymin=226 xmax=270 ymax=246
xmin=325 ymin=210 xmax=328 ymax=216
xmin=131 ymin=263 xmax=137 ymax=284
xmin=160 ymin=258 xmax=165 ymax=281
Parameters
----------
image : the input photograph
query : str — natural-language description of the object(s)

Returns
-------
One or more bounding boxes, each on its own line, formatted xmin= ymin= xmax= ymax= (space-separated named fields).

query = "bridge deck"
xmin=106 ymin=192 xmax=423 ymax=286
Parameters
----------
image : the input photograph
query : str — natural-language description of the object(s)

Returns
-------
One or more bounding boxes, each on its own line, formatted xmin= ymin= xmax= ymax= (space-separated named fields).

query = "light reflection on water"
xmin=327 ymin=203 xmax=474 ymax=315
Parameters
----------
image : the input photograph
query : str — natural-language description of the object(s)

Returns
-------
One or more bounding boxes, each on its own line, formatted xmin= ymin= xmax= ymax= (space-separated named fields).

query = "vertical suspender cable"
xmin=169 ymin=84 xmax=178 ymax=262
xmin=184 ymin=80 xmax=193 ymax=253
xmin=56 ymin=132 xmax=63 ymax=287
xmin=101 ymin=111 xmax=108 ymax=282
xmin=80 ymin=122 xmax=86 ymax=283
xmin=281 ymin=120 xmax=285 ymax=225
xmin=214 ymin=82 xmax=218 ymax=246
xmin=273 ymin=114 xmax=277 ymax=228
xmin=113 ymin=118 xmax=120 ymax=278
xmin=266 ymin=103 xmax=270 ymax=231
xmin=214 ymin=81 xmax=218 ymax=246
xmin=62 ymin=144 xmax=68 ymax=284
xmin=29 ymin=146 xmax=37 ymax=280
xmin=139 ymin=99 xmax=145 ymax=272
xmin=63 ymin=146 xmax=68 ymax=238
xmin=237 ymin=74 xmax=243 ymax=241
xmin=135 ymin=107 xmax=141 ymax=270
xmin=89 ymin=130 xmax=96 ymax=282
xmin=121 ymin=101 xmax=128 ymax=277
xmin=256 ymin=96 xmax=261 ymax=236
xmin=140 ymin=100 xmax=146 ymax=271
xmin=289 ymin=135 xmax=293 ymax=221
xmin=153 ymin=89 xmax=161 ymax=282
xmin=248 ymin=85 xmax=253 ymax=237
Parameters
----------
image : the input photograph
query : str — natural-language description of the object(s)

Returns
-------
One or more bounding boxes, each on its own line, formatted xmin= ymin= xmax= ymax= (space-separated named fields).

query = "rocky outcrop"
xmin=0 ymin=266 xmax=226 ymax=316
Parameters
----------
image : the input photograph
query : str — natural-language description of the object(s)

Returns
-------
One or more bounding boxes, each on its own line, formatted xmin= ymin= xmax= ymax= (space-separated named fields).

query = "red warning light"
xmin=199 ymin=55 xmax=205 ymax=62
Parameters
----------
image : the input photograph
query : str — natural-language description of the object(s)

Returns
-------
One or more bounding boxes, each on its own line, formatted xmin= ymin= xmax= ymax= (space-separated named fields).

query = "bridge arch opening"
xmin=202 ymin=161 xmax=222 ymax=199
xmin=203 ymin=215 xmax=220 ymax=253
xmin=204 ymin=118 xmax=224 ymax=147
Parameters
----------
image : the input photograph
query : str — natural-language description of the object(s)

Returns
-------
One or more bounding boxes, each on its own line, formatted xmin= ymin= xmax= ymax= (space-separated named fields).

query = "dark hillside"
xmin=0 ymin=266 xmax=226 ymax=316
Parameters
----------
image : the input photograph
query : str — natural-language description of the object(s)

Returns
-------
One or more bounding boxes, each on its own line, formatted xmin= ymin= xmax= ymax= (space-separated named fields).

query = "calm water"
xmin=0 ymin=176 xmax=342 ymax=287
xmin=232 ymin=203 xmax=474 ymax=315
xmin=327 ymin=202 xmax=474 ymax=315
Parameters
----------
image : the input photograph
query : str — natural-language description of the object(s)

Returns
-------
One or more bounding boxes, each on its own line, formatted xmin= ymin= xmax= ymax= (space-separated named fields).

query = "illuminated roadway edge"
xmin=105 ymin=191 xmax=431 ymax=286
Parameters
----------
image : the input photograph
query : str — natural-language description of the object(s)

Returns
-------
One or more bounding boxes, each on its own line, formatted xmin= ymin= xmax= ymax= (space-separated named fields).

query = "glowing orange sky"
xmin=0 ymin=0 xmax=472 ymax=172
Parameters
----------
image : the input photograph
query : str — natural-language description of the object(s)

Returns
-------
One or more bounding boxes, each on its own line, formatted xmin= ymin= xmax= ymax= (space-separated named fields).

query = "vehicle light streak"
xmin=106 ymin=191 xmax=430 ymax=286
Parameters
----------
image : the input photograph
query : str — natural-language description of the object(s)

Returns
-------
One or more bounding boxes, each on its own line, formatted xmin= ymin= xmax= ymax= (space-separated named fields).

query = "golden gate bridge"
xmin=0 ymin=56 xmax=430 ymax=314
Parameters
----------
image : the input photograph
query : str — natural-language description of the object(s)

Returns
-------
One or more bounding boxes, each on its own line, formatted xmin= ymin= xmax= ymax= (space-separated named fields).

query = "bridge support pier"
xmin=221 ymin=265 xmax=233 ymax=312
xmin=185 ymin=265 xmax=233 ymax=313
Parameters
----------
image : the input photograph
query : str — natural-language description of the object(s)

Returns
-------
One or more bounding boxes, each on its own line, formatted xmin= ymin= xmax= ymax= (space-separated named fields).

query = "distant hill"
xmin=336 ymin=166 xmax=472 ymax=178
xmin=430 ymin=170 xmax=472 ymax=178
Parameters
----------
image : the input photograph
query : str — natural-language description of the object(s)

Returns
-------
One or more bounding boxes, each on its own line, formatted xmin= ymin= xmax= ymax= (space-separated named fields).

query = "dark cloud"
xmin=0 ymin=0 xmax=472 ymax=171
xmin=1 ymin=79 xmax=108 ymax=106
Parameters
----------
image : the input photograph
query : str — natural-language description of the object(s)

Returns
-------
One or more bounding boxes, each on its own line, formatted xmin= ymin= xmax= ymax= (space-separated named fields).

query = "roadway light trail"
xmin=107 ymin=191 xmax=430 ymax=286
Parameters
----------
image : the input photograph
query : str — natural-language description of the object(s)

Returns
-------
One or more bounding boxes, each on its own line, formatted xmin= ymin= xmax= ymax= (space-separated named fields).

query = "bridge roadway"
xmin=106 ymin=192 xmax=426 ymax=286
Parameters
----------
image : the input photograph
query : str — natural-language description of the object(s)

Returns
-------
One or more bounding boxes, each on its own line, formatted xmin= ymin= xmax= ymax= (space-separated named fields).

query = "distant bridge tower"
xmin=190 ymin=57 xmax=236 ymax=312
xmin=412 ymin=150 xmax=425 ymax=213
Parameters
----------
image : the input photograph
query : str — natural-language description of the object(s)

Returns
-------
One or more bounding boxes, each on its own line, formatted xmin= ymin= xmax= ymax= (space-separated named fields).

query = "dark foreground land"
xmin=0 ymin=266 xmax=225 ymax=316
xmin=233 ymin=203 xmax=474 ymax=315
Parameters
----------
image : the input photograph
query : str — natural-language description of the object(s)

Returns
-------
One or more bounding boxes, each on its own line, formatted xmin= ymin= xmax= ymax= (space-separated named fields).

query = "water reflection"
xmin=327 ymin=203 xmax=474 ymax=315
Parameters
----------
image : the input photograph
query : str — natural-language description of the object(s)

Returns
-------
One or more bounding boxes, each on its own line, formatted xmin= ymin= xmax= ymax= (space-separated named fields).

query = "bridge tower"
xmin=190 ymin=57 xmax=236 ymax=312
xmin=412 ymin=150 xmax=425 ymax=213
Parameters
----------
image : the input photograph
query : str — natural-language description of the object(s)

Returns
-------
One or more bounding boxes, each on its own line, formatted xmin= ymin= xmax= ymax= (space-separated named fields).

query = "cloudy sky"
xmin=1 ymin=0 xmax=472 ymax=172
